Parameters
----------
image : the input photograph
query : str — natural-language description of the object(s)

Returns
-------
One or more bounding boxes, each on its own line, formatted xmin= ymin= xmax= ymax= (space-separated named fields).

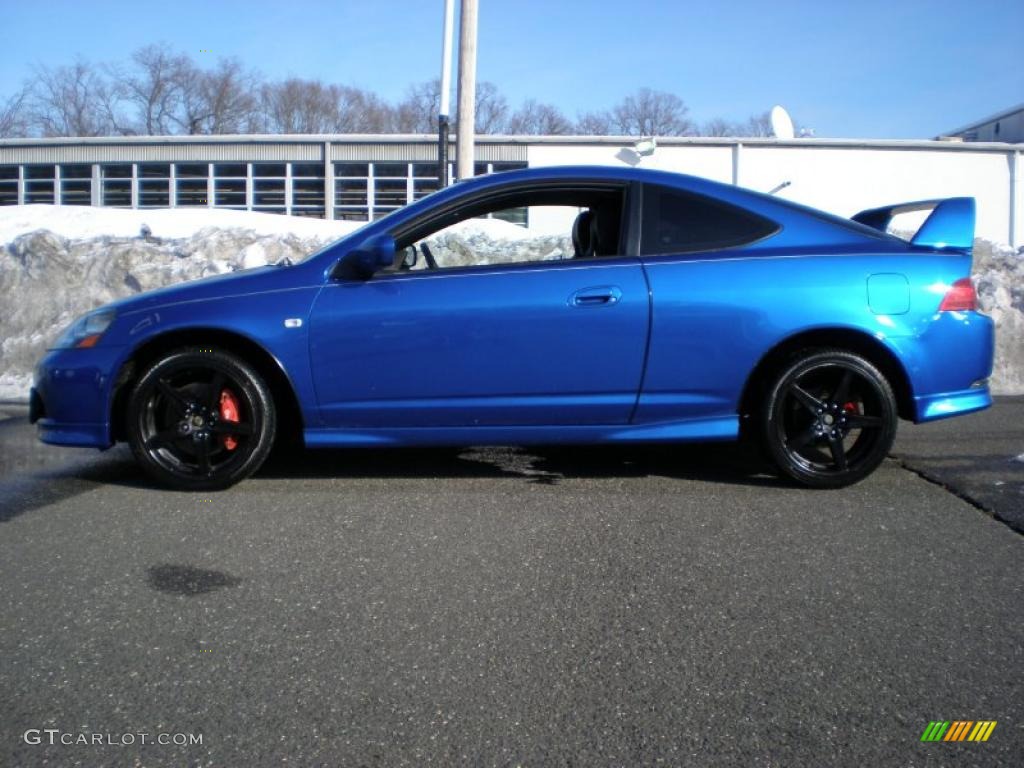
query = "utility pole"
xmin=437 ymin=0 xmax=455 ymax=188
xmin=456 ymin=0 xmax=478 ymax=181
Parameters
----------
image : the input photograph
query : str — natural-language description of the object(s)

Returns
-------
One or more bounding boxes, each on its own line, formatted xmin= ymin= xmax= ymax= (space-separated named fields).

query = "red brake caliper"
xmin=218 ymin=389 xmax=241 ymax=450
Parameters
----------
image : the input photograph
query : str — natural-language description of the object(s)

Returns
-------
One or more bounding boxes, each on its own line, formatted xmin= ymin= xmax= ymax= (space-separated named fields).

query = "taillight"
xmin=939 ymin=277 xmax=977 ymax=311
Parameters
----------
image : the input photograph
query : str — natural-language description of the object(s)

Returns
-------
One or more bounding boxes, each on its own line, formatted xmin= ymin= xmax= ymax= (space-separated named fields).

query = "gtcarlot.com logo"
xmin=23 ymin=729 xmax=203 ymax=747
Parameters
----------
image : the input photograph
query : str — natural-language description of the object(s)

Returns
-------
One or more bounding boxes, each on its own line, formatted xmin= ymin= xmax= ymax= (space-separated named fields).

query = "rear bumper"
xmin=913 ymin=385 xmax=992 ymax=422
xmin=898 ymin=310 xmax=994 ymax=423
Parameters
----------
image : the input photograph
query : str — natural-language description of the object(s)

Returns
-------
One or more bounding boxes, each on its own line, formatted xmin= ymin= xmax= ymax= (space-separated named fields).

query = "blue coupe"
xmin=31 ymin=166 xmax=994 ymax=490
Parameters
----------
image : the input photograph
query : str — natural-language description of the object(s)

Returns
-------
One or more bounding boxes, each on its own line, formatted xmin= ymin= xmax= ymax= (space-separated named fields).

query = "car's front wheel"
xmin=763 ymin=349 xmax=898 ymax=488
xmin=127 ymin=348 xmax=276 ymax=490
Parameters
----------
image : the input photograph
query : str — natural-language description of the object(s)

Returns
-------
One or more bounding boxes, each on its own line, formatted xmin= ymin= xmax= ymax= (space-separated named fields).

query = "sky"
xmin=1 ymin=0 xmax=1021 ymax=139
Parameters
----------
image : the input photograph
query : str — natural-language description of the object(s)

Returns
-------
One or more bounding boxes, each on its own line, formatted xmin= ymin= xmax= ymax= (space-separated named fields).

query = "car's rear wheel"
xmin=127 ymin=348 xmax=276 ymax=490
xmin=763 ymin=349 xmax=897 ymax=488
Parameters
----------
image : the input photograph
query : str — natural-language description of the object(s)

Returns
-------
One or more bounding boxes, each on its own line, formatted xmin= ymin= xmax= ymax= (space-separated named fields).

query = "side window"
xmin=393 ymin=189 xmax=626 ymax=272
xmin=640 ymin=184 xmax=778 ymax=255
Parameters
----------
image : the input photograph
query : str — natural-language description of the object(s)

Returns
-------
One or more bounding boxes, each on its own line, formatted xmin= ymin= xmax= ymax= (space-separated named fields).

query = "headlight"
xmin=52 ymin=309 xmax=117 ymax=349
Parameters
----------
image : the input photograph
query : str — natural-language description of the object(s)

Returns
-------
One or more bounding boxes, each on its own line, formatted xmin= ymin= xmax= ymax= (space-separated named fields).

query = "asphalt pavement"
xmin=0 ymin=400 xmax=1021 ymax=766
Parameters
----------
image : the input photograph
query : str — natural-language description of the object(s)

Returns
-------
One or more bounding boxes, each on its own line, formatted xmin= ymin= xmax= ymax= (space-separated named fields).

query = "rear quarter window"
xmin=641 ymin=184 xmax=779 ymax=255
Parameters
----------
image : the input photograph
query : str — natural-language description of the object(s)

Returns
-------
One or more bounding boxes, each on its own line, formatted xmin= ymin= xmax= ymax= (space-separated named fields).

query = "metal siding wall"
xmin=329 ymin=142 xmax=525 ymax=162
xmin=0 ymin=141 xmax=523 ymax=165
xmin=0 ymin=143 xmax=324 ymax=164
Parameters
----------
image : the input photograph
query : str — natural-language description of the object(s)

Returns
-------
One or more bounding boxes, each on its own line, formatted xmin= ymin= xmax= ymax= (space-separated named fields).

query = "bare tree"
xmin=28 ymin=59 xmax=118 ymax=136
xmin=741 ymin=111 xmax=774 ymax=137
xmin=392 ymin=80 xmax=440 ymax=133
xmin=608 ymin=88 xmax=693 ymax=136
xmin=13 ymin=48 xmax=781 ymax=142
xmin=506 ymin=99 xmax=573 ymax=135
xmin=0 ymin=87 xmax=29 ymax=138
xmin=474 ymin=81 xmax=509 ymax=133
xmin=113 ymin=44 xmax=191 ymax=135
xmin=575 ymin=110 xmax=613 ymax=135
xmin=335 ymin=86 xmax=393 ymax=133
xmin=199 ymin=58 xmax=259 ymax=134
xmin=261 ymin=78 xmax=340 ymax=133
xmin=701 ymin=117 xmax=738 ymax=137
xmin=172 ymin=57 xmax=259 ymax=135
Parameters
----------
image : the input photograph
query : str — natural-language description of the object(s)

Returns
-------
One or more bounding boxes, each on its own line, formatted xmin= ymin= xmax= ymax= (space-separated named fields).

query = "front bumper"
xmin=31 ymin=345 xmax=124 ymax=449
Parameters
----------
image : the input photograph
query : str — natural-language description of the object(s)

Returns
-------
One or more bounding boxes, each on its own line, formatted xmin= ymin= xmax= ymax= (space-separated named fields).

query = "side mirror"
xmin=400 ymin=246 xmax=418 ymax=270
xmin=341 ymin=234 xmax=397 ymax=279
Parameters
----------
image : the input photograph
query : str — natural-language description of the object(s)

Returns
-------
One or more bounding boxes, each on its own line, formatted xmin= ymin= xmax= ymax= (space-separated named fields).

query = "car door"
xmin=633 ymin=182 xmax=784 ymax=423
xmin=307 ymin=191 xmax=650 ymax=429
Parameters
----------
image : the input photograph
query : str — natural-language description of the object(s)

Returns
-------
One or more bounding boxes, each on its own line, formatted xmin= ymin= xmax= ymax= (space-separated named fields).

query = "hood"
xmin=107 ymin=261 xmax=324 ymax=316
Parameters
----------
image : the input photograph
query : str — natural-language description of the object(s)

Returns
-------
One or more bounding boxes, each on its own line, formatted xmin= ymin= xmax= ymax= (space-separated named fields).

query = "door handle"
xmin=570 ymin=286 xmax=622 ymax=307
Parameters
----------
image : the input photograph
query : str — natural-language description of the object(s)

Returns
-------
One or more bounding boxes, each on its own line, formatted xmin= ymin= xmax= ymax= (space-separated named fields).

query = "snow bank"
xmin=0 ymin=204 xmax=362 ymax=243
xmin=1 ymin=205 xmax=1022 ymax=403
xmin=973 ymin=240 xmax=1024 ymax=395
xmin=424 ymin=220 xmax=573 ymax=268
xmin=0 ymin=207 xmax=362 ymax=400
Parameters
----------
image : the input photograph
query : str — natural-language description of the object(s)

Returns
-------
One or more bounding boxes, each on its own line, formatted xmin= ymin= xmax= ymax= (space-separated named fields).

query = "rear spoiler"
xmin=851 ymin=197 xmax=975 ymax=250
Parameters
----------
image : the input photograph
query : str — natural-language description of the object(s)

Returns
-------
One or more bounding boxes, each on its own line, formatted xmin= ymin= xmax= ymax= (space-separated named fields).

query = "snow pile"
xmin=0 ymin=204 xmax=362 ymax=242
xmin=0 ymin=207 xmax=362 ymax=400
xmin=973 ymin=239 xmax=1024 ymax=395
xmin=425 ymin=218 xmax=573 ymax=268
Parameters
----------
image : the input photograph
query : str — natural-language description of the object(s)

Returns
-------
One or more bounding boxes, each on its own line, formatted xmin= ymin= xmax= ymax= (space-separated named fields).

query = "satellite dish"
xmin=770 ymin=105 xmax=795 ymax=139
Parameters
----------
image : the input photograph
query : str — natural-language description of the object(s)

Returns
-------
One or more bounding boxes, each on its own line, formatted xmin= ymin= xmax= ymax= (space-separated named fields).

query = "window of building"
xmin=370 ymin=163 xmax=410 ymax=220
xmin=253 ymin=163 xmax=286 ymax=177
xmin=412 ymin=163 xmax=440 ymax=201
xmin=174 ymin=163 xmax=208 ymax=206
xmin=214 ymin=164 xmax=245 ymax=208
xmin=214 ymin=163 xmax=246 ymax=178
xmin=373 ymin=163 xmax=407 ymax=178
xmin=639 ymin=184 xmax=779 ymax=256
xmin=138 ymin=164 xmax=170 ymax=208
xmin=291 ymin=162 xmax=324 ymax=218
xmin=23 ymin=165 xmax=55 ymax=204
xmin=100 ymin=164 xmax=132 ymax=207
xmin=333 ymin=162 xmax=369 ymax=221
xmin=175 ymin=163 xmax=208 ymax=178
xmin=253 ymin=163 xmax=285 ymax=214
xmin=102 ymin=164 xmax=132 ymax=178
xmin=0 ymin=165 xmax=19 ymax=206
xmin=60 ymin=165 xmax=92 ymax=206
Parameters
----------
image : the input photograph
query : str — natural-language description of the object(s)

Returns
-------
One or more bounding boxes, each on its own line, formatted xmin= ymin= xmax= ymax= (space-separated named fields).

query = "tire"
xmin=762 ymin=349 xmax=898 ymax=488
xmin=126 ymin=348 xmax=276 ymax=490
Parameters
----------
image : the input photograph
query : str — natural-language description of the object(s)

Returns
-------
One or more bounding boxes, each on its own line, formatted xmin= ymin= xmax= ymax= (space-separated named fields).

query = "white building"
xmin=943 ymin=103 xmax=1024 ymax=144
xmin=1 ymin=134 xmax=1021 ymax=247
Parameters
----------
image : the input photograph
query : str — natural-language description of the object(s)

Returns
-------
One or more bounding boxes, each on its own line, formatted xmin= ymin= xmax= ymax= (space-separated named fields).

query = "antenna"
xmin=770 ymin=105 xmax=795 ymax=139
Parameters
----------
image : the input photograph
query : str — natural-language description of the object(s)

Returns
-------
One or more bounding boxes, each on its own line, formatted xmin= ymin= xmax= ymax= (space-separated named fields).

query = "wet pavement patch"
xmin=147 ymin=564 xmax=241 ymax=596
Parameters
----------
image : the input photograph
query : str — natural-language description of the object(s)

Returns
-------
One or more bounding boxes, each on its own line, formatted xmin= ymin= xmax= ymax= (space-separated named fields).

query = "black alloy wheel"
xmin=127 ymin=348 xmax=276 ymax=490
xmin=763 ymin=349 xmax=898 ymax=488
